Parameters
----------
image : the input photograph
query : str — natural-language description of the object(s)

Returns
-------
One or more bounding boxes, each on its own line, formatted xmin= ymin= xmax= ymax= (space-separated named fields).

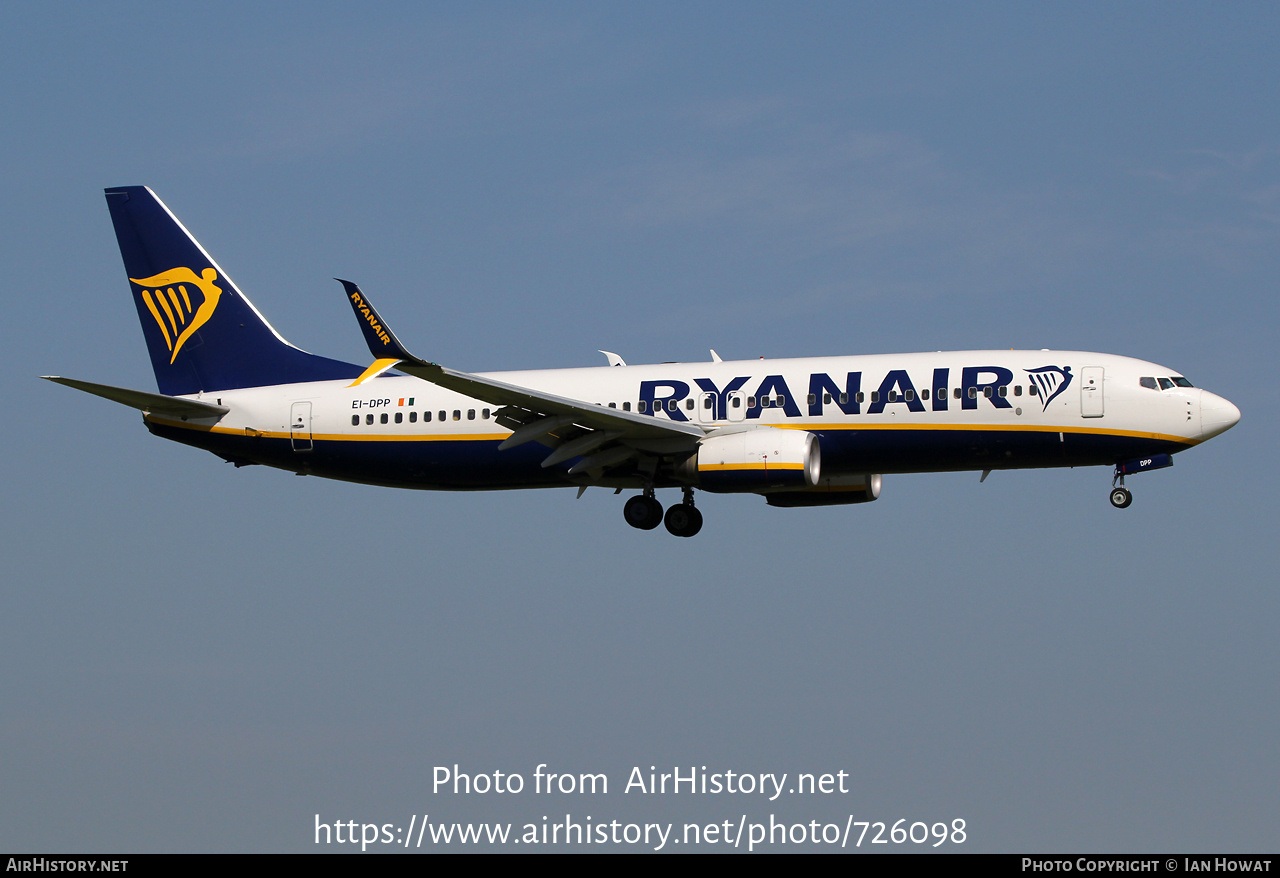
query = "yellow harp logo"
xmin=130 ymin=267 xmax=223 ymax=364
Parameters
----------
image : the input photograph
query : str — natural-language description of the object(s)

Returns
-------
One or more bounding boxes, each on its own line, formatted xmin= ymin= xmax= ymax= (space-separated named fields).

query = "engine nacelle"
xmin=765 ymin=473 xmax=882 ymax=507
xmin=688 ymin=427 xmax=820 ymax=493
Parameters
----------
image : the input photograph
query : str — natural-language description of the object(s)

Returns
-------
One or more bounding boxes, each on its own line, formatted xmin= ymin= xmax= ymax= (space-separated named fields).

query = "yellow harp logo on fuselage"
xmin=130 ymin=267 xmax=223 ymax=364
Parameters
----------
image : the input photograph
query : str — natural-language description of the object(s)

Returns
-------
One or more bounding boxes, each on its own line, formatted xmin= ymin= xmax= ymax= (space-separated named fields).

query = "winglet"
xmin=336 ymin=279 xmax=423 ymax=363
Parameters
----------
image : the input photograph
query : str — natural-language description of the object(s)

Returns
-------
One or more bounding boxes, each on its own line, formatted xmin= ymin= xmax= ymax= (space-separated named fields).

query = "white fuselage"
xmin=146 ymin=349 xmax=1238 ymax=491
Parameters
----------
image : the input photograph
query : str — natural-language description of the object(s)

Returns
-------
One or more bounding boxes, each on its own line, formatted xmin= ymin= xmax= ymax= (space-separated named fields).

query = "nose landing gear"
xmin=1109 ymin=453 xmax=1174 ymax=508
xmin=1110 ymin=469 xmax=1133 ymax=509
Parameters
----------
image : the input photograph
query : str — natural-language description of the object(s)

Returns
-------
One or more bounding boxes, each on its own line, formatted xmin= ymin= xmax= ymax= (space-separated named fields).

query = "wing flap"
xmin=395 ymin=360 xmax=704 ymax=440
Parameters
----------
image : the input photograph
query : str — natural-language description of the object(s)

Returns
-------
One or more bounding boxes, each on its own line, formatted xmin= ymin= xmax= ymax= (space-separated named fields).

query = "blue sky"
xmin=2 ymin=3 xmax=1277 ymax=852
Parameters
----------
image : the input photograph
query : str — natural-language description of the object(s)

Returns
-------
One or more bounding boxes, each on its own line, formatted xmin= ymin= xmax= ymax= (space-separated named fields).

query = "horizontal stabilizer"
xmin=42 ymin=376 xmax=229 ymax=418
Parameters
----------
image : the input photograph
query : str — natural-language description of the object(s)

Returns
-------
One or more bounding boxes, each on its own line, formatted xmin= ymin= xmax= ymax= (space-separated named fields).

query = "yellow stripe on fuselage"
xmin=145 ymin=415 xmax=1198 ymax=447
xmin=146 ymin=415 xmax=508 ymax=442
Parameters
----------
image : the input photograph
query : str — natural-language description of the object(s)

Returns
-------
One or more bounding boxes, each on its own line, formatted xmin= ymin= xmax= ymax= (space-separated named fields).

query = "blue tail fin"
xmin=105 ymin=186 xmax=362 ymax=396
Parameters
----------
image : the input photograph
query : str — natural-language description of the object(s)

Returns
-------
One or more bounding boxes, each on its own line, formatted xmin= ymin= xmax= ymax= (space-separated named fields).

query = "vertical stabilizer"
xmin=105 ymin=186 xmax=361 ymax=395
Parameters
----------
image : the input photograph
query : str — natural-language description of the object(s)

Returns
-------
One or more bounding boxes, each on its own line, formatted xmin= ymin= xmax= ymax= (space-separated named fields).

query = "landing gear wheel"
xmin=664 ymin=503 xmax=704 ymax=538
xmin=623 ymin=494 xmax=664 ymax=530
xmin=1110 ymin=487 xmax=1133 ymax=509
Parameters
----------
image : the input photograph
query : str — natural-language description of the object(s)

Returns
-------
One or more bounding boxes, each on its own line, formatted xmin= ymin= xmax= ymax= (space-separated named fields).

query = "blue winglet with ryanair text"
xmin=337 ymin=279 xmax=428 ymax=365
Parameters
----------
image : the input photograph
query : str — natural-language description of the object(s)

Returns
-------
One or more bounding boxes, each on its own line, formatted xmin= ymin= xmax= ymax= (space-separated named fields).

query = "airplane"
xmin=44 ymin=186 xmax=1241 ymax=537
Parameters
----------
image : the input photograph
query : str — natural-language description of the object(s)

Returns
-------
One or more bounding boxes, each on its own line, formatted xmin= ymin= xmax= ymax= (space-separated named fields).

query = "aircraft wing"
xmin=393 ymin=360 xmax=704 ymax=440
xmin=42 ymin=376 xmax=230 ymax=418
xmin=338 ymin=280 xmax=703 ymax=472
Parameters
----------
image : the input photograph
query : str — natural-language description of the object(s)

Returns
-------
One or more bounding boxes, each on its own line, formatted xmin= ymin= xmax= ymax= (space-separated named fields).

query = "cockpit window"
xmin=1158 ymin=378 xmax=1174 ymax=390
xmin=1172 ymin=377 xmax=1194 ymax=388
xmin=1140 ymin=377 xmax=1158 ymax=390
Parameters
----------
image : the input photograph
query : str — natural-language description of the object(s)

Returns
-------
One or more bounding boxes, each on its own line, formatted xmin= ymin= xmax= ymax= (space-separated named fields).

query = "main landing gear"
xmin=624 ymin=487 xmax=703 ymax=537
xmin=623 ymin=492 xmax=663 ymax=530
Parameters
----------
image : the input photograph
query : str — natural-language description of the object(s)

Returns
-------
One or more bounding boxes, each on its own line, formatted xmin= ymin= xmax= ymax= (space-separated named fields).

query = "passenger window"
xmin=703 ymin=398 xmax=712 ymax=409
xmin=778 ymin=395 xmax=786 ymax=406
xmin=808 ymin=394 xmax=817 ymax=406
xmin=424 ymin=411 xmax=432 ymax=422
xmin=887 ymin=390 xmax=897 ymax=402
xmin=905 ymin=389 xmax=915 ymax=402
xmin=638 ymin=401 xmax=647 ymax=413
xmin=954 ymin=388 xmax=962 ymax=399
xmin=410 ymin=411 xmax=417 ymax=423
xmin=608 ymin=402 xmax=616 ymax=408
xmin=438 ymin=411 xmax=446 ymax=421
xmin=1014 ymin=386 xmax=1022 ymax=397
xmin=395 ymin=412 xmax=403 ymax=423
xmin=453 ymin=410 xmax=461 ymax=420
xmin=968 ymin=387 xmax=977 ymax=399
xmin=483 ymin=409 xmax=490 ymax=418
xmin=936 ymin=387 xmax=945 ymax=399
xmin=747 ymin=397 xmax=756 ymax=407
xmin=998 ymin=386 xmax=1007 ymax=397
xmin=667 ymin=400 xmax=677 ymax=411
xmin=380 ymin=413 xmax=388 ymax=424
xmin=870 ymin=391 xmax=880 ymax=403
xmin=1140 ymin=377 xmax=1157 ymax=390
xmin=922 ymin=389 xmax=929 ymax=400
xmin=839 ymin=393 xmax=848 ymax=404
xmin=366 ymin=414 xmax=373 ymax=425
xmin=467 ymin=409 xmax=475 ymax=420
xmin=1028 ymin=385 xmax=1038 ymax=396
xmin=623 ymin=402 xmax=632 ymax=412
xmin=983 ymin=387 xmax=992 ymax=398
xmin=351 ymin=415 xmax=359 ymax=426
xmin=685 ymin=399 xmax=694 ymax=410
xmin=823 ymin=393 xmax=831 ymax=404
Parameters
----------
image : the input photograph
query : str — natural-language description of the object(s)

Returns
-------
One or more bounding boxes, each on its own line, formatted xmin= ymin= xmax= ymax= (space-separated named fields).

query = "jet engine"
xmin=681 ymin=426 xmax=820 ymax=493
xmin=764 ymin=473 xmax=882 ymax=507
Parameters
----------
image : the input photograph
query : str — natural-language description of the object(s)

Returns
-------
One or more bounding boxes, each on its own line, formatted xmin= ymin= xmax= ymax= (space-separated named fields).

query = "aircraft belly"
xmin=814 ymin=428 xmax=1187 ymax=474
xmin=147 ymin=422 xmax=566 ymax=489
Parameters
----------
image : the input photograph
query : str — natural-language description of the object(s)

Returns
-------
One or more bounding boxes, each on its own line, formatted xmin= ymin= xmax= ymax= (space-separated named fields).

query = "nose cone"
xmin=1200 ymin=390 xmax=1241 ymax=440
